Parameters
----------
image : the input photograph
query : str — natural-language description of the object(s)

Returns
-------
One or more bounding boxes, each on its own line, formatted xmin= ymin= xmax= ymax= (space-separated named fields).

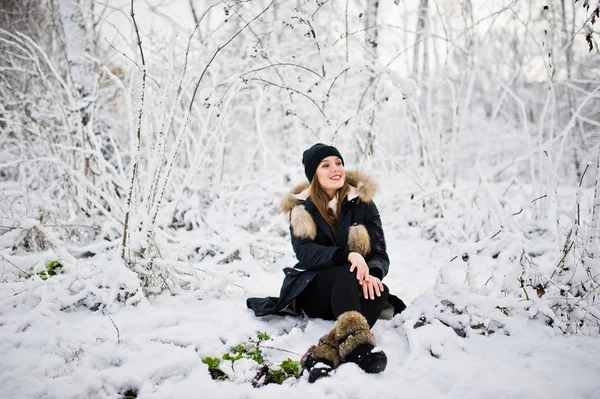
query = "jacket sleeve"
xmin=290 ymin=226 xmax=348 ymax=270
xmin=363 ymin=202 xmax=390 ymax=279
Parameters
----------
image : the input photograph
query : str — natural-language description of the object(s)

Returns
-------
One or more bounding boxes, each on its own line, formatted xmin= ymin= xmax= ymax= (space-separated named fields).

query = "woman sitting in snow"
xmin=247 ymin=143 xmax=406 ymax=382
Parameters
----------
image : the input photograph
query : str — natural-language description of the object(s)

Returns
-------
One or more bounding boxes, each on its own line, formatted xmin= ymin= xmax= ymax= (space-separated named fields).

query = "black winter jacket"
xmin=247 ymin=171 xmax=405 ymax=318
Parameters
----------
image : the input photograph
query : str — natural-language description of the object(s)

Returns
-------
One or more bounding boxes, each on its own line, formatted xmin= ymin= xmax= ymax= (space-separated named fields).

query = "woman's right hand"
xmin=348 ymin=252 xmax=370 ymax=284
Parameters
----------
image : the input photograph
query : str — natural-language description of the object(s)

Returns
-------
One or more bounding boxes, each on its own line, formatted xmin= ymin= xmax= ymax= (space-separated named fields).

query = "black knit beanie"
xmin=302 ymin=143 xmax=344 ymax=182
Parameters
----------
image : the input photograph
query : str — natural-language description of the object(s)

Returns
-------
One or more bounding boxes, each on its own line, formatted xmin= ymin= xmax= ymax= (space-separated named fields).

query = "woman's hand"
xmin=348 ymin=252 xmax=370 ymax=284
xmin=360 ymin=276 xmax=384 ymax=300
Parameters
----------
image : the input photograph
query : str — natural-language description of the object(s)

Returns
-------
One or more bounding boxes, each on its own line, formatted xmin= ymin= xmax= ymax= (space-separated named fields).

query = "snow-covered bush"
xmin=395 ymin=161 xmax=600 ymax=337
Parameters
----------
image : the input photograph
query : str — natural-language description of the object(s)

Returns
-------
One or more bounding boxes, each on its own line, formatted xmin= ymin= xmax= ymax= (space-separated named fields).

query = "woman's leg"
xmin=328 ymin=266 xmax=361 ymax=316
xmin=328 ymin=269 xmax=389 ymax=327
xmin=359 ymin=284 xmax=389 ymax=327
xmin=296 ymin=266 xmax=360 ymax=320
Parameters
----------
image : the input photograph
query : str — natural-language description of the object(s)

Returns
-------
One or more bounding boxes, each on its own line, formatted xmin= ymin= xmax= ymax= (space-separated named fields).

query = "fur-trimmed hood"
xmin=280 ymin=170 xmax=378 ymax=214
xmin=279 ymin=171 xmax=378 ymax=254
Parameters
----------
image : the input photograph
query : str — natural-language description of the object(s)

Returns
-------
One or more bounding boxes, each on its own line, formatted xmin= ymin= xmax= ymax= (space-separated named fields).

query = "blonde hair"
xmin=310 ymin=175 xmax=349 ymax=240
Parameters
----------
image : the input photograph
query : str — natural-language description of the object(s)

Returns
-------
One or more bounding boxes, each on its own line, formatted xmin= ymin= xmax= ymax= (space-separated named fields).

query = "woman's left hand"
xmin=360 ymin=276 xmax=384 ymax=300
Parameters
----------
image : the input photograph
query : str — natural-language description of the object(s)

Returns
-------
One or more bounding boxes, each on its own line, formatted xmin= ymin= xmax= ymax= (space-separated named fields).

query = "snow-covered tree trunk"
xmin=357 ymin=0 xmax=380 ymax=157
xmin=365 ymin=0 xmax=378 ymax=59
xmin=412 ymin=0 xmax=429 ymax=81
xmin=56 ymin=0 xmax=98 ymax=196
xmin=560 ymin=0 xmax=582 ymax=182
xmin=410 ymin=0 xmax=430 ymax=173
xmin=57 ymin=0 xmax=96 ymax=111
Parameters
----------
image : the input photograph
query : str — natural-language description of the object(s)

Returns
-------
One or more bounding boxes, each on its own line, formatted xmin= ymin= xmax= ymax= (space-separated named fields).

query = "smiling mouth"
xmin=330 ymin=174 xmax=342 ymax=181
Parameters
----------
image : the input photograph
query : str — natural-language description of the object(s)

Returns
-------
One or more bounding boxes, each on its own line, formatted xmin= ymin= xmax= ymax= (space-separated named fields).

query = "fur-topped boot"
xmin=300 ymin=329 xmax=341 ymax=383
xmin=334 ymin=311 xmax=387 ymax=374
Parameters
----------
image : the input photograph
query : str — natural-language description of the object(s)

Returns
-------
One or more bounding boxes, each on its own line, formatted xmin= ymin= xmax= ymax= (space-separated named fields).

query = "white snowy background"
xmin=1 ymin=0 xmax=600 ymax=398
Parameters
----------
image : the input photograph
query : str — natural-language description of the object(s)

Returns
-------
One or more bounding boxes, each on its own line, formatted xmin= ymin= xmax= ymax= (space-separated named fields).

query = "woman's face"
xmin=315 ymin=155 xmax=345 ymax=196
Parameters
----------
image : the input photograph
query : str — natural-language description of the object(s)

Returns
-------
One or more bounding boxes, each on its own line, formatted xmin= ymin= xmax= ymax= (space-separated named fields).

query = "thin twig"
xmin=289 ymin=112 xmax=321 ymax=141
xmin=109 ymin=316 xmax=121 ymax=344
xmin=130 ymin=1 xmax=145 ymax=66
xmin=241 ymin=63 xmax=321 ymax=78
xmin=326 ymin=67 xmax=350 ymax=99
xmin=0 ymin=254 xmax=31 ymax=277
xmin=490 ymin=229 xmax=503 ymax=240
xmin=0 ymin=188 xmax=20 ymax=215
xmin=189 ymin=0 xmax=199 ymax=26
xmin=513 ymin=195 xmax=547 ymax=216
xmin=258 ymin=345 xmax=300 ymax=356
xmin=530 ymin=195 xmax=547 ymax=203
xmin=103 ymin=38 xmax=160 ymax=88
xmin=579 ymin=164 xmax=590 ymax=187
xmin=311 ymin=0 xmax=330 ymax=18
xmin=550 ymin=241 xmax=575 ymax=279
xmin=103 ymin=38 xmax=139 ymax=72
xmin=247 ymin=77 xmax=327 ymax=120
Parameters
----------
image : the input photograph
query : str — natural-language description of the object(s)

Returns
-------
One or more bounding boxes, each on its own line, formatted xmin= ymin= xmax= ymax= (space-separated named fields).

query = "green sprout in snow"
xmin=37 ymin=260 xmax=63 ymax=280
xmin=203 ymin=332 xmax=301 ymax=386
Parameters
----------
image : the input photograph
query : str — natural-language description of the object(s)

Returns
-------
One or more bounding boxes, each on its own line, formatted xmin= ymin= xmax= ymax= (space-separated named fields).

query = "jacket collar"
xmin=280 ymin=170 xmax=378 ymax=214
xmin=292 ymin=185 xmax=360 ymax=204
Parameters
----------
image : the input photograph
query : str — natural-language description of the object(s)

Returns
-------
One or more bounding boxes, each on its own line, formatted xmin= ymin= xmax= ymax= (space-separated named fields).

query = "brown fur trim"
xmin=338 ymin=330 xmax=376 ymax=360
xmin=345 ymin=170 xmax=378 ymax=203
xmin=280 ymin=182 xmax=310 ymax=213
xmin=280 ymin=170 xmax=377 ymax=214
xmin=348 ymin=225 xmax=371 ymax=256
xmin=300 ymin=345 xmax=318 ymax=369
xmin=333 ymin=311 xmax=370 ymax=341
xmin=301 ymin=330 xmax=341 ymax=369
xmin=332 ymin=311 xmax=375 ymax=359
xmin=280 ymin=192 xmax=299 ymax=215
xmin=290 ymin=205 xmax=317 ymax=240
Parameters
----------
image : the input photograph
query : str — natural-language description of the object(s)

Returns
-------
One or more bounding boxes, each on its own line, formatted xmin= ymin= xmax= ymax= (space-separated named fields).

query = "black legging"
xmin=295 ymin=265 xmax=389 ymax=327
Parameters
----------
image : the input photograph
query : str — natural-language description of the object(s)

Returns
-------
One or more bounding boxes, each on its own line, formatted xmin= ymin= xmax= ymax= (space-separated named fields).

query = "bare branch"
xmin=0 ymin=254 xmax=31 ymax=277
xmin=108 ymin=316 xmax=121 ymax=344
xmin=189 ymin=0 xmax=275 ymax=111
xmin=122 ymin=0 xmax=147 ymax=260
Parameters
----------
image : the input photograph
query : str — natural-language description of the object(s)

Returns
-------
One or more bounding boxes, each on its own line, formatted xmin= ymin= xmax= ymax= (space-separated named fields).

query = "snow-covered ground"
xmin=2 ymin=183 xmax=599 ymax=399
